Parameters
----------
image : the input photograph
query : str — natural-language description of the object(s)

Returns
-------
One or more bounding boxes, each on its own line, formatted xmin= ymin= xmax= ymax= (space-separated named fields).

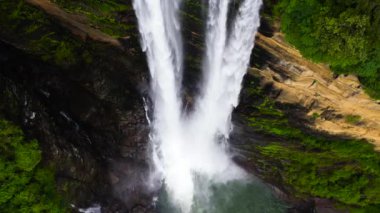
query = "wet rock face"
xmin=0 ymin=39 xmax=153 ymax=211
xmin=229 ymin=113 xmax=315 ymax=213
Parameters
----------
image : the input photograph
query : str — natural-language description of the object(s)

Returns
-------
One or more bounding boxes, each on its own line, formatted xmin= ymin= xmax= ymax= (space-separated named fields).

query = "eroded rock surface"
xmin=251 ymin=33 xmax=380 ymax=150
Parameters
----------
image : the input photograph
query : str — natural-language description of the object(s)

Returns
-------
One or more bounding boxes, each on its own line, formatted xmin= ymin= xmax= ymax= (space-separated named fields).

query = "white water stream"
xmin=133 ymin=0 xmax=262 ymax=212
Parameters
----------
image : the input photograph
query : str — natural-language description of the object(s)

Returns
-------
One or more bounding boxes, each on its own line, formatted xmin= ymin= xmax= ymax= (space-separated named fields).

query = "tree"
xmin=0 ymin=119 xmax=66 ymax=212
xmin=276 ymin=0 xmax=380 ymax=99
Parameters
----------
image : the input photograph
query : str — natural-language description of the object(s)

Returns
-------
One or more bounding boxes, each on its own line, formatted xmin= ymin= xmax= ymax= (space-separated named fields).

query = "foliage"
xmin=311 ymin=112 xmax=320 ymax=120
xmin=0 ymin=0 xmax=83 ymax=67
xmin=248 ymin=95 xmax=380 ymax=209
xmin=275 ymin=0 xmax=380 ymax=99
xmin=52 ymin=0 xmax=133 ymax=37
xmin=345 ymin=114 xmax=362 ymax=125
xmin=0 ymin=119 xmax=66 ymax=212
xmin=30 ymin=33 xmax=78 ymax=66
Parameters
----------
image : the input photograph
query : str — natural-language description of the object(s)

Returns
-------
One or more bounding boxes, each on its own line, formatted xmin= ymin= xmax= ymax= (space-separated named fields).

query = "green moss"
xmin=0 ymin=0 xmax=86 ymax=67
xmin=52 ymin=0 xmax=134 ymax=37
xmin=0 ymin=1 xmax=47 ymax=33
xmin=0 ymin=0 xmax=119 ymax=69
xmin=0 ymin=119 xmax=67 ymax=212
xmin=360 ymin=75 xmax=380 ymax=100
xmin=248 ymin=98 xmax=300 ymax=139
xmin=349 ymin=205 xmax=380 ymax=213
xmin=259 ymin=144 xmax=380 ymax=207
xmin=311 ymin=112 xmax=320 ymax=120
xmin=345 ymin=115 xmax=362 ymax=125
xmin=29 ymin=32 xmax=79 ymax=66
xmin=247 ymin=89 xmax=380 ymax=209
xmin=255 ymin=98 xmax=284 ymax=117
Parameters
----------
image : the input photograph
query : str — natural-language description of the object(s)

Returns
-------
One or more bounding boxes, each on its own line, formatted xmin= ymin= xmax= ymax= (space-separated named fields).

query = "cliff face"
xmin=251 ymin=33 xmax=380 ymax=150
xmin=1 ymin=0 xmax=379 ymax=212
xmin=0 ymin=0 xmax=154 ymax=212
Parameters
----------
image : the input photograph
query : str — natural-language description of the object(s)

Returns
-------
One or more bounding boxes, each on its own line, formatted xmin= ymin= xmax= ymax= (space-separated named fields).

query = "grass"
xmin=246 ymin=87 xmax=380 ymax=210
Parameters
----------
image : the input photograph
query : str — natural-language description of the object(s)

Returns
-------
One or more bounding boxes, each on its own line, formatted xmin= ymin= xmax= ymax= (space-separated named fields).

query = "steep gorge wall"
xmin=1 ymin=0 xmax=380 ymax=212
xmin=0 ymin=0 xmax=154 ymax=211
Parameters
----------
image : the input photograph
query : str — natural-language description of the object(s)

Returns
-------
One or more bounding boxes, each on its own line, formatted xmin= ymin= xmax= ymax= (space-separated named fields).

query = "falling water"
xmin=133 ymin=0 xmax=263 ymax=212
xmin=133 ymin=0 xmax=191 ymax=209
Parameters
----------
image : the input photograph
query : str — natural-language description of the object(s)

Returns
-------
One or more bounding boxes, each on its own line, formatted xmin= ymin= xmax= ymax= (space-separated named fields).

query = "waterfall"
xmin=133 ymin=0 xmax=262 ymax=212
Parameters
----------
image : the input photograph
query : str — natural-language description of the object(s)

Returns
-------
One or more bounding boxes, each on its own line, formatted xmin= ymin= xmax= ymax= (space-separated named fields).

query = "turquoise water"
xmin=158 ymin=178 xmax=287 ymax=213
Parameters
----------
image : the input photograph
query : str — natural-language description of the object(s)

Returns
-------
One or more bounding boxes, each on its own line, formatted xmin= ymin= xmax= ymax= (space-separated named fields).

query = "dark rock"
xmin=0 ymin=36 xmax=151 ymax=211
xmin=314 ymin=198 xmax=348 ymax=213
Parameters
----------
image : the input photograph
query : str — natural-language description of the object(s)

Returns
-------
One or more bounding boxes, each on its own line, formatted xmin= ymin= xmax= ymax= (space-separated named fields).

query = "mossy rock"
xmin=245 ymin=86 xmax=380 ymax=210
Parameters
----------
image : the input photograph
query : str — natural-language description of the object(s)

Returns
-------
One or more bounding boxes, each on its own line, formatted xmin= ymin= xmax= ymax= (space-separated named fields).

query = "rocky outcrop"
xmin=25 ymin=0 xmax=122 ymax=47
xmin=0 ymin=38 xmax=154 ymax=212
xmin=251 ymin=33 xmax=380 ymax=150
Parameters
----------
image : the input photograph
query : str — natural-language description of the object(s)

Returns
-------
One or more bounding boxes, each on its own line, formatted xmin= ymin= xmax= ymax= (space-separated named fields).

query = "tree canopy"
xmin=275 ymin=0 xmax=380 ymax=99
xmin=0 ymin=119 xmax=66 ymax=212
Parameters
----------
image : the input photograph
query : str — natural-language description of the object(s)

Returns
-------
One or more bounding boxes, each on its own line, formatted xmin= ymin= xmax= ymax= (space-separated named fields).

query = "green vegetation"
xmin=259 ymin=144 xmax=380 ymax=206
xmin=274 ymin=0 xmax=380 ymax=99
xmin=29 ymin=33 xmax=79 ymax=66
xmin=182 ymin=0 xmax=204 ymax=25
xmin=345 ymin=114 xmax=362 ymax=125
xmin=248 ymin=92 xmax=380 ymax=210
xmin=52 ymin=0 xmax=133 ymax=37
xmin=0 ymin=0 xmax=84 ymax=67
xmin=311 ymin=112 xmax=320 ymax=120
xmin=243 ymin=87 xmax=380 ymax=210
xmin=0 ymin=119 xmax=66 ymax=212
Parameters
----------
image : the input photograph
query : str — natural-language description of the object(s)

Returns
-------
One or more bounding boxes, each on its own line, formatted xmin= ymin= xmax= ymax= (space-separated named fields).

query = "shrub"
xmin=275 ymin=0 xmax=380 ymax=99
xmin=0 ymin=119 xmax=66 ymax=212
